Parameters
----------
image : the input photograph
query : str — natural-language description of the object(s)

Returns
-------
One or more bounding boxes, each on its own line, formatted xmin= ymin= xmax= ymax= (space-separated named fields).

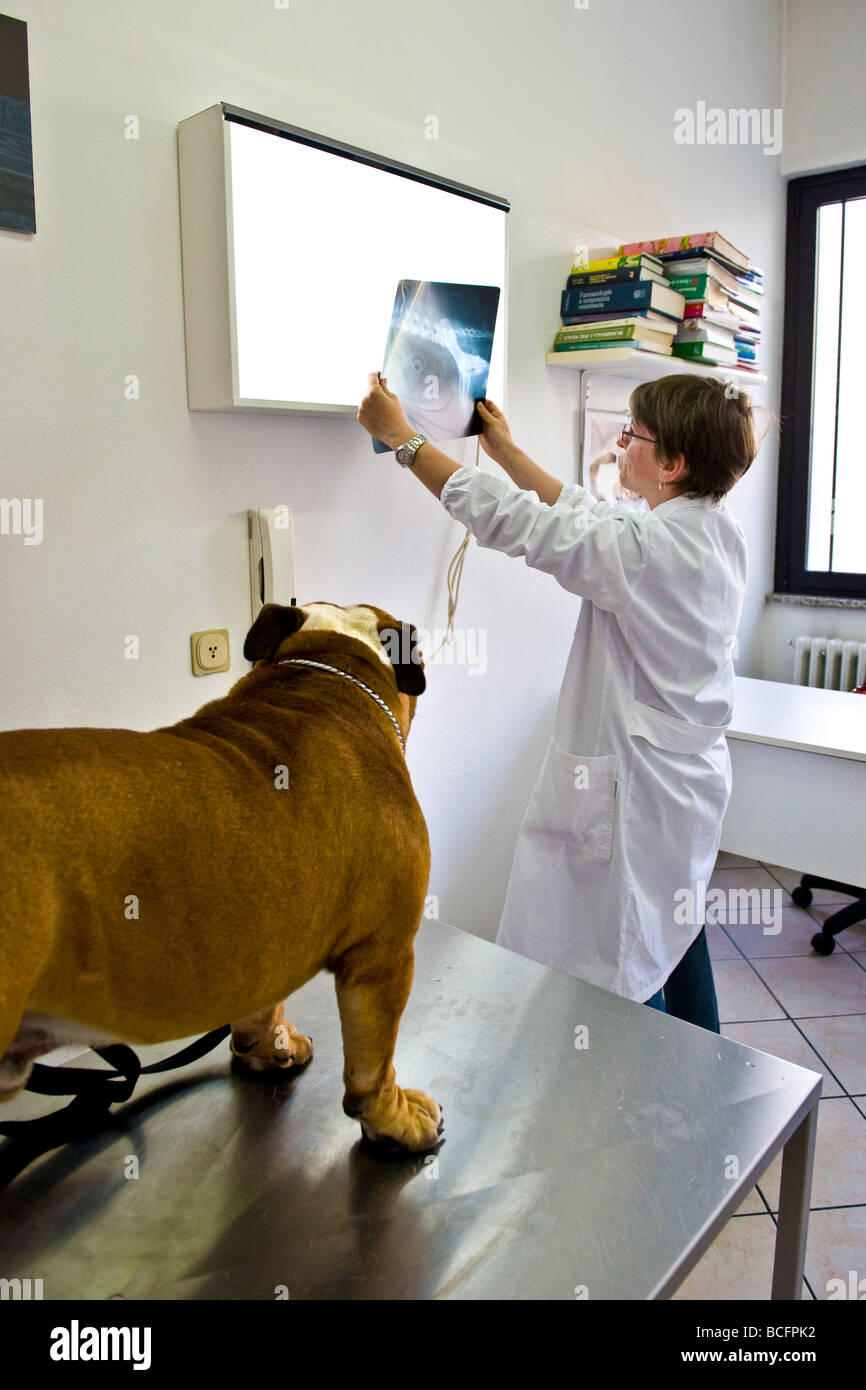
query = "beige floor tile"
xmin=717 ymin=905 xmax=824 ymax=958
xmin=706 ymin=920 xmax=742 ymax=961
xmin=757 ymin=1097 xmax=866 ymax=1212
xmin=712 ymin=960 xmax=786 ymax=1023
xmin=807 ymin=905 xmax=866 ymax=954
xmin=721 ymin=1019 xmax=843 ymax=1098
xmin=709 ymin=864 xmax=792 ymax=898
xmin=761 ymin=862 xmax=863 ymax=906
xmin=733 ymin=1185 xmax=769 ymax=1215
xmin=671 ymin=1212 xmax=808 ymax=1301
xmin=715 ymin=851 xmax=759 ymax=869
xmin=750 ymin=954 xmax=866 ymax=1017
xmin=803 ymin=1206 xmax=866 ymax=1300
xmin=691 ymin=853 xmax=864 ymax=1305
xmin=796 ymin=1015 xmax=866 ymax=1096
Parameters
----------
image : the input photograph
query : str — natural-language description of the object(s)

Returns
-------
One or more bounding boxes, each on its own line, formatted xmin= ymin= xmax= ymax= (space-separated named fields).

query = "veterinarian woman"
xmin=357 ymin=372 xmax=757 ymax=1032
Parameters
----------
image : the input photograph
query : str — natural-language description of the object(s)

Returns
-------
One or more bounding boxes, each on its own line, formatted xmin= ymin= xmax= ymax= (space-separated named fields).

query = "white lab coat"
xmin=438 ymin=465 xmax=748 ymax=1003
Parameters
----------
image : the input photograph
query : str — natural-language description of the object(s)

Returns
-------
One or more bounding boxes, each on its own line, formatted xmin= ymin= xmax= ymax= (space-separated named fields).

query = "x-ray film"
xmin=372 ymin=280 xmax=501 ymax=453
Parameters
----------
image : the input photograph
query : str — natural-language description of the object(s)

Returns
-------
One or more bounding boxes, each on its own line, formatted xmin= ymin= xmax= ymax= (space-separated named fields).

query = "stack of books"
xmin=551 ymin=252 xmax=686 ymax=362
xmin=611 ymin=233 xmax=763 ymax=372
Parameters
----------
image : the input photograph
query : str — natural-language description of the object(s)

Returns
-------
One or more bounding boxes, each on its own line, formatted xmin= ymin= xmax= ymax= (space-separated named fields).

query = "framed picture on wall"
xmin=0 ymin=13 xmax=36 ymax=234
xmin=581 ymin=408 xmax=649 ymax=512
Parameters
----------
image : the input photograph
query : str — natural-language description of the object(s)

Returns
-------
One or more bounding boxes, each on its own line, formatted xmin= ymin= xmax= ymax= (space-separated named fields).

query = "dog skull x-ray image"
xmin=372 ymin=280 xmax=500 ymax=453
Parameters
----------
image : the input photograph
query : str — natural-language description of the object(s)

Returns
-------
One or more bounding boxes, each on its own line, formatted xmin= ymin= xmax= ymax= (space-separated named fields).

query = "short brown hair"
xmin=629 ymin=374 xmax=760 ymax=504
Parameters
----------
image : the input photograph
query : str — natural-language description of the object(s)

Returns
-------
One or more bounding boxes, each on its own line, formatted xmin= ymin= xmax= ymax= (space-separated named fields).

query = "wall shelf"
xmin=545 ymin=349 xmax=767 ymax=385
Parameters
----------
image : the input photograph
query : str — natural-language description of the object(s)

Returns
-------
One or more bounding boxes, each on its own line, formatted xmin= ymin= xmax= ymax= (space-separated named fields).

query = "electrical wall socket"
xmin=190 ymin=628 xmax=230 ymax=675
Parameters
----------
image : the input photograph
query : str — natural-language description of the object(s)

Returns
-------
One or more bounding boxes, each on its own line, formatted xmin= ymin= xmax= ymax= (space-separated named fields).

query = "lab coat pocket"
xmin=523 ymin=738 xmax=617 ymax=860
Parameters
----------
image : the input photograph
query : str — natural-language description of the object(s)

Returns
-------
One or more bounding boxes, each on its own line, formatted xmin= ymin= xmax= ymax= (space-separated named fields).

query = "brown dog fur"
xmin=0 ymin=601 xmax=441 ymax=1152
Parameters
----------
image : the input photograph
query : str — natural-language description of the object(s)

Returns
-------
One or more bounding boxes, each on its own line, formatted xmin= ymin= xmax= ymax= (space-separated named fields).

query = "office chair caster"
xmin=798 ymin=884 xmax=837 ymax=952
xmin=811 ymin=930 xmax=836 ymax=955
xmin=794 ymin=874 xmax=866 ymax=955
xmin=795 ymin=882 xmax=837 ymax=951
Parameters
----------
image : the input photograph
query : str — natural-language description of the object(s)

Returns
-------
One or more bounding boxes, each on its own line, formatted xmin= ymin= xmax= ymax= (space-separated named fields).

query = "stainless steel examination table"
xmin=0 ymin=921 xmax=820 ymax=1300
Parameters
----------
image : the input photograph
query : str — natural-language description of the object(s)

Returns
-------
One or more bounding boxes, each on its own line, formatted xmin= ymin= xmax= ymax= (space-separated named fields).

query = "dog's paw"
xmin=357 ymin=1087 xmax=443 ymax=1153
xmin=230 ymin=1022 xmax=313 ymax=1073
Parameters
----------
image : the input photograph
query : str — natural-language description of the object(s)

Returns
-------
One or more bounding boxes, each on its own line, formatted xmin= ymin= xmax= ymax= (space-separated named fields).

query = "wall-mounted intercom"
xmin=248 ymin=507 xmax=296 ymax=624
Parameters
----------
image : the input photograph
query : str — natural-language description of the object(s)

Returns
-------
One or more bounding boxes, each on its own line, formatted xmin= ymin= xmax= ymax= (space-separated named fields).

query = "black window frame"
xmin=775 ymin=163 xmax=866 ymax=599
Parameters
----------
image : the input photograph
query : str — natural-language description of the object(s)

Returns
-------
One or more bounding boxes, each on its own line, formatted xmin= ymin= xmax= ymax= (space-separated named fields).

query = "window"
xmin=776 ymin=164 xmax=866 ymax=598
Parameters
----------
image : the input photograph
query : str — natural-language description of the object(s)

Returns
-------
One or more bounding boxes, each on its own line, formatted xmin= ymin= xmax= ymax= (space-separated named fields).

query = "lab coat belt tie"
xmin=627 ymin=699 xmax=728 ymax=754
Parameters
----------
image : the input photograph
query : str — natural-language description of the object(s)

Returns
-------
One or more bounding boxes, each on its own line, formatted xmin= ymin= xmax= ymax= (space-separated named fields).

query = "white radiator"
xmin=790 ymin=636 xmax=866 ymax=690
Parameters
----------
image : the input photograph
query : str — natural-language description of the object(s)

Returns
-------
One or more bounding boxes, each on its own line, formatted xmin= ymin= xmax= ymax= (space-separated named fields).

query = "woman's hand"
xmin=357 ymin=372 xmax=414 ymax=450
xmin=476 ymin=398 xmax=515 ymax=466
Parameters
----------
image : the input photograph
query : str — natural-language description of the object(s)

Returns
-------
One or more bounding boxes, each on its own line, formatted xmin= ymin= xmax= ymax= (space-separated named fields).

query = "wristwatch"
xmin=394 ymin=434 xmax=428 ymax=468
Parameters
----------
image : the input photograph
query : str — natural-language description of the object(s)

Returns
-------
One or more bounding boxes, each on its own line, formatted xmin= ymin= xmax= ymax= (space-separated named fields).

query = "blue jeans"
xmin=644 ymin=925 xmax=720 ymax=1033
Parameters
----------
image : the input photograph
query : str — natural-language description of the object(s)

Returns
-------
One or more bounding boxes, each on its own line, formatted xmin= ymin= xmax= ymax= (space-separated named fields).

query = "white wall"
xmin=782 ymin=0 xmax=866 ymax=178
xmin=2 ymin=0 xmax=788 ymax=944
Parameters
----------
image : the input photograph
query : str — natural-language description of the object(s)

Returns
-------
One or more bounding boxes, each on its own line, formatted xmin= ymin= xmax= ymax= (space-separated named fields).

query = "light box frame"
xmin=176 ymin=102 xmax=510 ymax=417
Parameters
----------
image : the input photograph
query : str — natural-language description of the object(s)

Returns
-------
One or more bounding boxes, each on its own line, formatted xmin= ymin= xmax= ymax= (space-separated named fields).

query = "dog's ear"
xmin=243 ymin=603 xmax=306 ymax=663
xmin=379 ymin=621 xmax=426 ymax=696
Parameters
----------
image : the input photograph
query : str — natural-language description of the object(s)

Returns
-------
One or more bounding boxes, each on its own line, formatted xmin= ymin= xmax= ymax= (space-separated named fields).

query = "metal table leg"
xmin=771 ymin=1099 xmax=819 ymax=1300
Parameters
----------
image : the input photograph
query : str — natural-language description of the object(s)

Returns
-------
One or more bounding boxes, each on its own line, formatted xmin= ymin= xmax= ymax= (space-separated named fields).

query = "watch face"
xmin=396 ymin=438 xmax=422 ymax=465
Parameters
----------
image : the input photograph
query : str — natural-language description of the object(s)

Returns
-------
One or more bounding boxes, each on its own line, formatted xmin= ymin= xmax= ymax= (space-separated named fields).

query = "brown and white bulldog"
xmin=0 ymin=601 xmax=442 ymax=1152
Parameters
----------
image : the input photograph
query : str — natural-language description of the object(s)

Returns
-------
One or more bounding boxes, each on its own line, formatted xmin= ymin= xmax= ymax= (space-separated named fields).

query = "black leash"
xmin=0 ymin=1025 xmax=231 ymax=1183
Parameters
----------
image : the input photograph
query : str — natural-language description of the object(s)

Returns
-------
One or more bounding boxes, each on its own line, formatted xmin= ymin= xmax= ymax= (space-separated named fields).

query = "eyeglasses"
xmin=620 ymin=421 xmax=655 ymax=445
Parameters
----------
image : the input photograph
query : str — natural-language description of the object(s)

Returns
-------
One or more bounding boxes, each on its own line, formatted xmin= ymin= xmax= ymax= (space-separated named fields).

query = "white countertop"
xmin=728 ymin=675 xmax=866 ymax=762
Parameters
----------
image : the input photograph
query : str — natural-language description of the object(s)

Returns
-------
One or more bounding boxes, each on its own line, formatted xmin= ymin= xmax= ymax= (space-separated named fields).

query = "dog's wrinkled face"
xmin=295 ymin=604 xmax=395 ymax=668
xmin=243 ymin=602 xmax=426 ymax=717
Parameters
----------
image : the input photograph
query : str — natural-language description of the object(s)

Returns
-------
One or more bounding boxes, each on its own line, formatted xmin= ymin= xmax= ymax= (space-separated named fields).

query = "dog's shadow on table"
xmin=171 ymin=1087 xmax=447 ymax=1301
xmin=0 ymin=1050 xmax=445 ymax=1297
xmin=0 ymin=1067 xmax=236 ymax=1208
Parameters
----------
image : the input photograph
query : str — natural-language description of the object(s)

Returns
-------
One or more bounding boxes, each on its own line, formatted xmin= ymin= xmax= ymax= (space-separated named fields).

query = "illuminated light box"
xmin=176 ymin=103 xmax=509 ymax=415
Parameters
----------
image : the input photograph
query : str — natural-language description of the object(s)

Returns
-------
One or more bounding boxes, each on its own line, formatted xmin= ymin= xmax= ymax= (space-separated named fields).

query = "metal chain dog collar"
xmin=275 ymin=657 xmax=405 ymax=754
